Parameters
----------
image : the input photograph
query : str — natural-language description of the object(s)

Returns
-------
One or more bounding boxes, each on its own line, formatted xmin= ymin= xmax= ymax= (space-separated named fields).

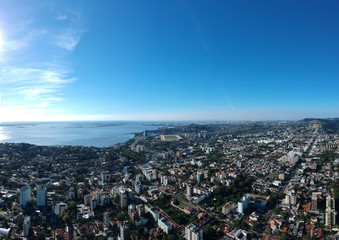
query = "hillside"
xmin=301 ymin=118 xmax=339 ymax=134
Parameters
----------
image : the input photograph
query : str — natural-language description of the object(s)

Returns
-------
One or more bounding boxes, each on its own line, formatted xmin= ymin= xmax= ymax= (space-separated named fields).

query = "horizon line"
xmin=1 ymin=117 xmax=337 ymax=123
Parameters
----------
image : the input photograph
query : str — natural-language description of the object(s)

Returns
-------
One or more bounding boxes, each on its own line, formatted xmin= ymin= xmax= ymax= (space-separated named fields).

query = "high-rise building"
xmin=285 ymin=194 xmax=291 ymax=205
xmin=65 ymin=225 xmax=73 ymax=240
xmin=23 ymin=216 xmax=31 ymax=237
xmin=128 ymin=204 xmax=136 ymax=218
xmin=120 ymin=222 xmax=130 ymax=240
xmin=325 ymin=195 xmax=337 ymax=226
xmin=69 ymin=187 xmax=76 ymax=199
xmin=161 ymin=175 xmax=169 ymax=186
xmin=186 ymin=185 xmax=193 ymax=197
xmin=20 ymin=186 xmax=31 ymax=207
xmin=326 ymin=208 xmax=337 ymax=226
xmin=84 ymin=194 xmax=91 ymax=206
xmin=101 ymin=171 xmax=107 ymax=184
xmin=90 ymin=198 xmax=98 ymax=210
xmin=77 ymin=188 xmax=84 ymax=200
xmin=197 ymin=171 xmax=204 ymax=182
xmin=237 ymin=194 xmax=250 ymax=214
xmin=158 ymin=217 xmax=172 ymax=234
xmin=121 ymin=192 xmax=128 ymax=208
xmin=136 ymin=174 xmax=144 ymax=183
xmin=311 ymin=194 xmax=318 ymax=212
xmin=37 ymin=185 xmax=45 ymax=207
xmin=136 ymin=204 xmax=145 ymax=217
xmin=135 ymin=183 xmax=143 ymax=194
xmin=55 ymin=202 xmax=68 ymax=215
xmin=222 ymin=202 xmax=236 ymax=215
xmin=103 ymin=212 xmax=110 ymax=228
xmin=285 ymin=191 xmax=297 ymax=206
xmin=185 ymin=224 xmax=203 ymax=240
xmin=99 ymin=193 xmax=110 ymax=206
xmin=326 ymin=195 xmax=335 ymax=209
xmin=290 ymin=192 xmax=297 ymax=205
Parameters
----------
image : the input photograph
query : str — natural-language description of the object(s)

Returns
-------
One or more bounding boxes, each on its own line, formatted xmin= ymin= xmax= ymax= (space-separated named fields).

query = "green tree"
xmin=68 ymin=201 xmax=77 ymax=221
xmin=37 ymin=231 xmax=45 ymax=240
xmin=281 ymin=232 xmax=289 ymax=240
xmin=117 ymin=212 xmax=128 ymax=221
xmin=56 ymin=215 xmax=65 ymax=227
xmin=203 ymin=224 xmax=218 ymax=239
xmin=65 ymin=216 xmax=72 ymax=225
xmin=16 ymin=215 xmax=25 ymax=231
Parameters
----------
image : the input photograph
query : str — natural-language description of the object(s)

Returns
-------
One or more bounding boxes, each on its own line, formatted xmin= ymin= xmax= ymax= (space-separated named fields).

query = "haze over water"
xmin=0 ymin=121 xmax=162 ymax=147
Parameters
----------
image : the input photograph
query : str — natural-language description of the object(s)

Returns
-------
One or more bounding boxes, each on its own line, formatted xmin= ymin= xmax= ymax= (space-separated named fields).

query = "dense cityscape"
xmin=1 ymin=1 xmax=338 ymax=239
xmin=0 ymin=119 xmax=338 ymax=239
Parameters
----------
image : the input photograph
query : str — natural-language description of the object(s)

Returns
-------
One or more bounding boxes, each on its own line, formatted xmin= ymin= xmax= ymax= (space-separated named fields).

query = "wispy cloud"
xmin=219 ymin=88 xmax=235 ymax=109
xmin=24 ymin=29 xmax=48 ymax=42
xmin=0 ymin=67 xmax=75 ymax=101
xmin=54 ymin=9 xmax=87 ymax=51
xmin=0 ymin=67 xmax=75 ymax=123
xmin=190 ymin=13 xmax=211 ymax=55
xmin=181 ymin=0 xmax=211 ymax=55
xmin=55 ymin=28 xmax=86 ymax=51
xmin=0 ymin=4 xmax=86 ymax=121
xmin=56 ymin=13 xmax=68 ymax=21
xmin=0 ymin=67 xmax=75 ymax=85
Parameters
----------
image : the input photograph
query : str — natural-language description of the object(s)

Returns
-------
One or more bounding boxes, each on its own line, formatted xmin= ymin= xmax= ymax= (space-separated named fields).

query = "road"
xmin=265 ymin=133 xmax=318 ymax=223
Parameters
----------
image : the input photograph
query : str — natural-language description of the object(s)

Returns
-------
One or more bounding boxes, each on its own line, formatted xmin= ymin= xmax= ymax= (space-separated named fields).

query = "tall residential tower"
xmin=20 ymin=186 xmax=31 ymax=207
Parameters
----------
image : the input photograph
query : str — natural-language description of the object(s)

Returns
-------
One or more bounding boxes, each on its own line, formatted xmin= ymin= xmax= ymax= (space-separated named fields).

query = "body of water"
xmin=0 ymin=121 xmax=163 ymax=147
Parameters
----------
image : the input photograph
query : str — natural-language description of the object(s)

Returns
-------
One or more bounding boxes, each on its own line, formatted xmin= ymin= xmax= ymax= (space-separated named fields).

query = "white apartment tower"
xmin=37 ymin=185 xmax=46 ymax=207
xmin=237 ymin=194 xmax=250 ymax=214
xmin=185 ymin=224 xmax=203 ymax=240
xmin=285 ymin=191 xmax=297 ymax=206
xmin=23 ymin=216 xmax=31 ymax=237
xmin=186 ymin=185 xmax=193 ymax=197
xmin=101 ymin=171 xmax=107 ymax=184
xmin=55 ymin=202 xmax=68 ymax=215
xmin=120 ymin=222 xmax=130 ymax=240
xmin=325 ymin=195 xmax=337 ymax=226
xmin=103 ymin=212 xmax=110 ymax=228
xmin=20 ymin=186 xmax=31 ymax=207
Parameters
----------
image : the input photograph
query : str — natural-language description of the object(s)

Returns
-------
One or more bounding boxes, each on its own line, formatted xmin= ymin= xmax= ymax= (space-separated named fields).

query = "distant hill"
xmin=301 ymin=118 xmax=339 ymax=134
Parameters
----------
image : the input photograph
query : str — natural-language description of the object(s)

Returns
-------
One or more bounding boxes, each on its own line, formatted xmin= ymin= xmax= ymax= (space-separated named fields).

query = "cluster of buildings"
xmin=0 ymin=121 xmax=338 ymax=239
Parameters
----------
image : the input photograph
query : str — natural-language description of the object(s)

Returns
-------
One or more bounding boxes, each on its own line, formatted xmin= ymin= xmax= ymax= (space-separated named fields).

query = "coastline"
xmin=0 ymin=121 xmax=164 ymax=148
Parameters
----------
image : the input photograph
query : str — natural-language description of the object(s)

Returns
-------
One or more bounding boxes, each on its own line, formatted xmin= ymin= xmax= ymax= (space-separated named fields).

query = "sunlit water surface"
xmin=0 ymin=121 xmax=162 ymax=147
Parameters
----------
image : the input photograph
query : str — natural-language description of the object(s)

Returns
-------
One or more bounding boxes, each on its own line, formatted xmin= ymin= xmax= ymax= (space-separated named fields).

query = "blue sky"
xmin=0 ymin=0 xmax=338 ymax=121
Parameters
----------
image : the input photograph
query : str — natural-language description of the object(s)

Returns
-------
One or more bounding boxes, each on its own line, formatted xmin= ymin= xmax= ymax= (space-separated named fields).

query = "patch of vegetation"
xmin=212 ymin=175 xmax=254 ymax=209
xmin=152 ymin=195 xmax=196 ymax=226
xmin=266 ymin=173 xmax=278 ymax=180
xmin=178 ymin=202 xmax=185 ymax=209
xmin=316 ymin=151 xmax=339 ymax=165
xmin=163 ymin=135 xmax=180 ymax=141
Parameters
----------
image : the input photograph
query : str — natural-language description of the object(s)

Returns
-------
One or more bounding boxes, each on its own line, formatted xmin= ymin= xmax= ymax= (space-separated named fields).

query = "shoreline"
xmin=0 ymin=121 xmax=165 ymax=148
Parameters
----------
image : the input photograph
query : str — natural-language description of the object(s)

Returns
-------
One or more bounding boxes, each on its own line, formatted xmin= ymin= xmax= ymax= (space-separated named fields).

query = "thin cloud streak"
xmin=55 ymin=28 xmax=86 ymax=51
xmin=0 ymin=67 xmax=74 ymax=84
xmin=56 ymin=14 xmax=68 ymax=21
xmin=54 ymin=9 xmax=87 ymax=51
xmin=0 ymin=67 xmax=76 ymax=109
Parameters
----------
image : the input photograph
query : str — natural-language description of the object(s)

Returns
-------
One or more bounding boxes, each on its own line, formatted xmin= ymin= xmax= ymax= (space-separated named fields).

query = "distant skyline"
xmin=0 ymin=0 xmax=338 ymax=122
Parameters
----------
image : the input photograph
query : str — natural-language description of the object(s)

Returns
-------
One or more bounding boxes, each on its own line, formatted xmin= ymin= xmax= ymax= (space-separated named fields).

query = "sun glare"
xmin=0 ymin=31 xmax=4 ymax=50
